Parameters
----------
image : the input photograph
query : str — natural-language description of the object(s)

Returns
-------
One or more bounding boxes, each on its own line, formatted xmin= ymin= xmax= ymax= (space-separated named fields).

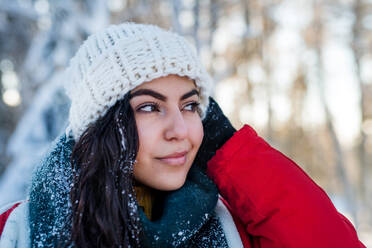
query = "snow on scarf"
xmin=28 ymin=134 xmax=228 ymax=247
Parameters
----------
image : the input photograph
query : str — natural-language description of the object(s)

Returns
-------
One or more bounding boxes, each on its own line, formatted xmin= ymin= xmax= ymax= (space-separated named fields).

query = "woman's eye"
xmin=137 ymin=103 xmax=160 ymax=113
xmin=183 ymin=102 xmax=200 ymax=112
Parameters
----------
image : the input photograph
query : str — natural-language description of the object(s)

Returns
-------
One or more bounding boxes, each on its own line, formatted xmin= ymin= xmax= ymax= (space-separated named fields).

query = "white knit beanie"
xmin=64 ymin=23 xmax=213 ymax=141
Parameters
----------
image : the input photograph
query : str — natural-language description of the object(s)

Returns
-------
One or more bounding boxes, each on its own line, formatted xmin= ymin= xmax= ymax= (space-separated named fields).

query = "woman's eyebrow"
xmin=130 ymin=89 xmax=199 ymax=101
xmin=130 ymin=89 xmax=166 ymax=101
xmin=181 ymin=89 xmax=199 ymax=100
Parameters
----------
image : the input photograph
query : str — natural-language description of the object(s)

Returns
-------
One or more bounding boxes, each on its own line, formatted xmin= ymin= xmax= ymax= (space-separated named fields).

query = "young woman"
xmin=0 ymin=23 xmax=365 ymax=247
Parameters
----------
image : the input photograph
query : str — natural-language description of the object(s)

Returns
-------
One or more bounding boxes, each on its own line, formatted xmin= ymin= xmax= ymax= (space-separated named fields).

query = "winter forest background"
xmin=0 ymin=0 xmax=371 ymax=244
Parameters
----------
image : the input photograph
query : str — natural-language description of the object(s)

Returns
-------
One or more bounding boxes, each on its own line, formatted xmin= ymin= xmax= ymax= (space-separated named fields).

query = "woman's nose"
xmin=164 ymin=109 xmax=188 ymax=141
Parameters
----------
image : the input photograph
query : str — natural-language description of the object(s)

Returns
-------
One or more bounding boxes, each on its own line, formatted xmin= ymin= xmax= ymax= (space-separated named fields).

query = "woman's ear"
xmin=193 ymin=97 xmax=236 ymax=171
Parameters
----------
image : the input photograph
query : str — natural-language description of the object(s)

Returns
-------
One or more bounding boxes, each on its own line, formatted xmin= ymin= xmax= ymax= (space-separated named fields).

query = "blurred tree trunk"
xmin=312 ymin=0 xmax=358 ymax=226
xmin=193 ymin=0 xmax=200 ymax=53
xmin=261 ymin=2 xmax=275 ymax=142
xmin=208 ymin=0 xmax=219 ymax=76
xmin=171 ymin=0 xmax=183 ymax=34
xmin=351 ymin=0 xmax=371 ymax=225
xmin=243 ymin=0 xmax=249 ymax=28
xmin=285 ymin=70 xmax=311 ymax=171
xmin=351 ymin=0 xmax=367 ymax=200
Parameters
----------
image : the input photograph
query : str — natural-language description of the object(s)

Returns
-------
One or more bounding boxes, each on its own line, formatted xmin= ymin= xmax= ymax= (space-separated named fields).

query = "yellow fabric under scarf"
xmin=134 ymin=184 xmax=156 ymax=220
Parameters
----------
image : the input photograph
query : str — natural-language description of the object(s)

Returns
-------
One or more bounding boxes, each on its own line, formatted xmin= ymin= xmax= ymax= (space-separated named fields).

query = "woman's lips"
xmin=157 ymin=151 xmax=188 ymax=165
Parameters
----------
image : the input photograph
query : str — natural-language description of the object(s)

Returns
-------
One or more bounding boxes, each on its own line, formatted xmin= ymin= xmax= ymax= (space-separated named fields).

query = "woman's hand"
xmin=193 ymin=97 xmax=236 ymax=171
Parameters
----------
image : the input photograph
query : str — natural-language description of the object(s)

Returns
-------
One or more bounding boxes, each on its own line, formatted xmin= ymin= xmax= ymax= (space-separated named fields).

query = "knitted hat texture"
xmin=64 ymin=23 xmax=213 ymax=141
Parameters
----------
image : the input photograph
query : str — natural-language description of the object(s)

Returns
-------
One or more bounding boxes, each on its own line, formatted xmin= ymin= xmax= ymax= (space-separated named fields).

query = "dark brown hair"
xmin=69 ymin=92 xmax=142 ymax=247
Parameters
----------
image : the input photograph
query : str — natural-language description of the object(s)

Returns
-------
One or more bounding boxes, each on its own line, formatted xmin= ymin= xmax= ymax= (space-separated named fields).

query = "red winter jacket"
xmin=207 ymin=125 xmax=365 ymax=248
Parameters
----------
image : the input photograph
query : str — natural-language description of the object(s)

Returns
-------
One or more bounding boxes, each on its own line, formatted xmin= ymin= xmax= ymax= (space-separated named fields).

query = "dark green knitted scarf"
xmin=28 ymin=134 xmax=228 ymax=247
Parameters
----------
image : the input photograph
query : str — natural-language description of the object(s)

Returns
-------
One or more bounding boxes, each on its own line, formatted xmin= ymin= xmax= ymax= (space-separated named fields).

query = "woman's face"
xmin=129 ymin=75 xmax=204 ymax=191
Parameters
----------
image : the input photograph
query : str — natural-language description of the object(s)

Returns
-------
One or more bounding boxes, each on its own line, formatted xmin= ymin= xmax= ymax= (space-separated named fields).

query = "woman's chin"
xmin=148 ymin=177 xmax=187 ymax=191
